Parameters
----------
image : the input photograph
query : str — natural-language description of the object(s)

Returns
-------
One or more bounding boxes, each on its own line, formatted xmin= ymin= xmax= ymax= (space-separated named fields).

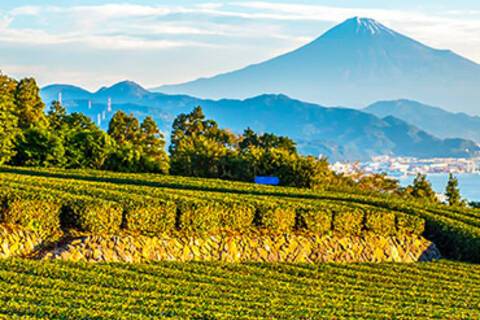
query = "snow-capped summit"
xmin=322 ymin=17 xmax=396 ymax=39
xmin=351 ymin=17 xmax=393 ymax=35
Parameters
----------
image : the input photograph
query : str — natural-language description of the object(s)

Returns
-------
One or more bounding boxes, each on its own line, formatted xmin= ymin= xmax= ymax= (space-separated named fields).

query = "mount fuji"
xmin=155 ymin=17 xmax=480 ymax=115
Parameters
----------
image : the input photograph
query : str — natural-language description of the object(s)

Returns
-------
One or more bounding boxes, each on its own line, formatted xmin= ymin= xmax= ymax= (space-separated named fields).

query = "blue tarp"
xmin=254 ymin=176 xmax=280 ymax=185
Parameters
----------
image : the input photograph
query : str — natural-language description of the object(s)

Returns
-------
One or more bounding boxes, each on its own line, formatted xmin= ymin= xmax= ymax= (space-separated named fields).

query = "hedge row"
xmin=2 ymin=166 xmax=478 ymax=261
xmin=0 ymin=185 xmax=425 ymax=237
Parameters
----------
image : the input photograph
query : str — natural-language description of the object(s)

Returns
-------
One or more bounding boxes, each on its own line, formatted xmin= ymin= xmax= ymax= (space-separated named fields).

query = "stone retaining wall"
xmin=42 ymin=231 xmax=441 ymax=263
xmin=0 ymin=224 xmax=44 ymax=258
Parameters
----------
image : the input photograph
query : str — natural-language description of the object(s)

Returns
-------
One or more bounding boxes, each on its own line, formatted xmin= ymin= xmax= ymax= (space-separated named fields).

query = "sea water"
xmin=398 ymin=173 xmax=480 ymax=202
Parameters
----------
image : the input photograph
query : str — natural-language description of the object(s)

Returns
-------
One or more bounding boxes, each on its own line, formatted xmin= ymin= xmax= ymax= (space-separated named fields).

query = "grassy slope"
xmin=0 ymin=259 xmax=478 ymax=319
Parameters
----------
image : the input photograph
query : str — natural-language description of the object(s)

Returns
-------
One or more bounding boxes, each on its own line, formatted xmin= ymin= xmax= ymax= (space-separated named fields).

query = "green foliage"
xmin=108 ymin=111 xmax=140 ymax=144
xmin=0 ymin=73 xmax=19 ymax=164
xmin=2 ymin=166 xmax=480 ymax=261
xmin=239 ymin=127 xmax=297 ymax=153
xmin=365 ymin=210 xmax=396 ymax=235
xmin=445 ymin=174 xmax=465 ymax=207
xmin=1 ymin=197 xmax=61 ymax=235
xmin=47 ymin=100 xmax=67 ymax=130
xmin=295 ymin=205 xmax=332 ymax=234
xmin=176 ymin=199 xmax=222 ymax=233
xmin=406 ymin=174 xmax=438 ymax=203
xmin=61 ymin=199 xmax=123 ymax=234
xmin=0 ymin=259 xmax=478 ymax=319
xmin=106 ymin=112 xmax=169 ymax=173
xmin=170 ymin=106 xmax=237 ymax=177
xmin=14 ymin=77 xmax=48 ymax=129
xmin=356 ymin=173 xmax=401 ymax=193
xmin=333 ymin=208 xmax=364 ymax=235
xmin=138 ymin=116 xmax=169 ymax=173
xmin=64 ymin=128 xmax=114 ymax=169
xmin=254 ymin=203 xmax=296 ymax=232
xmin=396 ymin=214 xmax=425 ymax=235
xmin=123 ymin=201 xmax=177 ymax=235
xmin=11 ymin=127 xmax=66 ymax=167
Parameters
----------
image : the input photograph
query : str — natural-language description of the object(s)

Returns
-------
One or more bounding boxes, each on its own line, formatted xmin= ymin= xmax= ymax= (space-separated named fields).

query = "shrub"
xmin=123 ymin=201 xmax=177 ymax=235
xmin=176 ymin=199 xmax=222 ymax=233
xmin=218 ymin=201 xmax=256 ymax=231
xmin=396 ymin=214 xmax=425 ymax=236
xmin=61 ymin=198 xmax=122 ymax=234
xmin=295 ymin=205 xmax=332 ymax=234
xmin=1 ymin=198 xmax=61 ymax=235
xmin=254 ymin=203 xmax=296 ymax=232
xmin=333 ymin=207 xmax=364 ymax=235
xmin=365 ymin=210 xmax=396 ymax=236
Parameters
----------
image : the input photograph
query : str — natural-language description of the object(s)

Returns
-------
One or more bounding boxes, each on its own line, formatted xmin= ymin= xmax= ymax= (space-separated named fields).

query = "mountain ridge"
xmin=365 ymin=99 xmax=480 ymax=143
xmin=154 ymin=17 xmax=480 ymax=115
xmin=41 ymin=81 xmax=480 ymax=161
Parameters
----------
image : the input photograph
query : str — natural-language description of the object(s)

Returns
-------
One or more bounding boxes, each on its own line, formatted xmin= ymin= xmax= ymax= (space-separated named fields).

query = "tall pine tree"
xmin=445 ymin=174 xmax=464 ymax=207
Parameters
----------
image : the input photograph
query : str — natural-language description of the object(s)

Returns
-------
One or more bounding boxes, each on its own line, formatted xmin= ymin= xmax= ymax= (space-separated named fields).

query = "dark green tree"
xmin=445 ymin=174 xmax=464 ymax=207
xmin=65 ymin=129 xmax=114 ymax=169
xmin=407 ymin=174 xmax=438 ymax=203
xmin=0 ymin=73 xmax=19 ymax=164
xmin=239 ymin=128 xmax=296 ymax=153
xmin=14 ymin=78 xmax=48 ymax=129
xmin=11 ymin=127 xmax=65 ymax=167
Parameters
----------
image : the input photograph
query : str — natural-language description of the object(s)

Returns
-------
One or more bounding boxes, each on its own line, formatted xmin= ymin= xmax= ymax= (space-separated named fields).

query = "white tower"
xmin=58 ymin=92 xmax=62 ymax=105
xmin=97 ymin=113 xmax=101 ymax=126
xmin=88 ymin=100 xmax=92 ymax=109
xmin=107 ymin=97 xmax=112 ymax=112
xmin=102 ymin=110 xmax=106 ymax=120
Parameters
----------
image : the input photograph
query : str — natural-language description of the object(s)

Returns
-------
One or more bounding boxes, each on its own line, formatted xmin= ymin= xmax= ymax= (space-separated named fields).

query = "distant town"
xmin=331 ymin=156 xmax=480 ymax=177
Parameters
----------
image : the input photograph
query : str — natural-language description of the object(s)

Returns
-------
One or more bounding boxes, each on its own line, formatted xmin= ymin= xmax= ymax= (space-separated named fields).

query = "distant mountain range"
xmin=41 ymin=81 xmax=480 ymax=161
xmin=154 ymin=17 xmax=480 ymax=115
xmin=365 ymin=100 xmax=480 ymax=143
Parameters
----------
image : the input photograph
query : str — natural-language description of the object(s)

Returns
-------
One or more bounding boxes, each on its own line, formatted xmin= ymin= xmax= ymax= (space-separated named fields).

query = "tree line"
xmin=0 ymin=73 xmax=466 ymax=206
xmin=0 ymin=74 xmax=341 ymax=190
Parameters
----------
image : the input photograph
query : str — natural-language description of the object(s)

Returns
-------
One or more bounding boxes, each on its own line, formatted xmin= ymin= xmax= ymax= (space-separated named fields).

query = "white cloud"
xmin=1 ymin=1 xmax=479 ymax=89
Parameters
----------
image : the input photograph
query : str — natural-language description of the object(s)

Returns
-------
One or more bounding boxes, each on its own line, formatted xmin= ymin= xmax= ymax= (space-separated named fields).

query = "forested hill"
xmin=42 ymin=81 xmax=480 ymax=161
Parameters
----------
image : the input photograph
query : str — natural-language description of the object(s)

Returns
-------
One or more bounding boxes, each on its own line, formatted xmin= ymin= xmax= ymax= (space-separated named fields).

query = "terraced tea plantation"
xmin=0 ymin=166 xmax=479 ymax=318
xmin=0 ymin=259 xmax=479 ymax=319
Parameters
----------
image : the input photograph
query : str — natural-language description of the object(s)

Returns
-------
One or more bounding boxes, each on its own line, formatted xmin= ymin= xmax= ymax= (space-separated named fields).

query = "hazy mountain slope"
xmin=41 ymin=81 xmax=480 ymax=161
xmin=155 ymin=17 xmax=480 ymax=115
xmin=365 ymin=99 xmax=480 ymax=143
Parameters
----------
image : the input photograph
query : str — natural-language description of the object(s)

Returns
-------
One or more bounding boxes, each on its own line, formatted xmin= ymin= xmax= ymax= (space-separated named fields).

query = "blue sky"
xmin=1 ymin=0 xmax=479 ymax=90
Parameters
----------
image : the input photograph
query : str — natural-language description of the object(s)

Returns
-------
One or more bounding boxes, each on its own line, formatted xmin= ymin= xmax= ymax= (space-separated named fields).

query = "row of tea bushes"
xmin=0 ymin=183 xmax=425 ymax=238
xmin=0 ymin=259 xmax=478 ymax=319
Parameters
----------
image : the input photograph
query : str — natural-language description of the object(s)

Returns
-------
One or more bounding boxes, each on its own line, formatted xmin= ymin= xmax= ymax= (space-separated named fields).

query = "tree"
xmin=47 ymin=101 xmax=67 ymax=131
xmin=0 ymin=73 xmax=19 ymax=164
xmin=355 ymin=173 xmax=400 ymax=193
xmin=108 ymin=111 xmax=140 ymax=145
xmin=239 ymin=128 xmax=296 ymax=153
xmin=14 ymin=78 xmax=48 ymax=129
xmin=407 ymin=174 xmax=438 ymax=203
xmin=105 ymin=113 xmax=169 ymax=173
xmin=65 ymin=129 xmax=114 ymax=169
xmin=138 ymin=116 xmax=169 ymax=173
xmin=11 ymin=127 xmax=65 ymax=167
xmin=169 ymin=106 xmax=236 ymax=176
xmin=445 ymin=174 xmax=465 ymax=207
